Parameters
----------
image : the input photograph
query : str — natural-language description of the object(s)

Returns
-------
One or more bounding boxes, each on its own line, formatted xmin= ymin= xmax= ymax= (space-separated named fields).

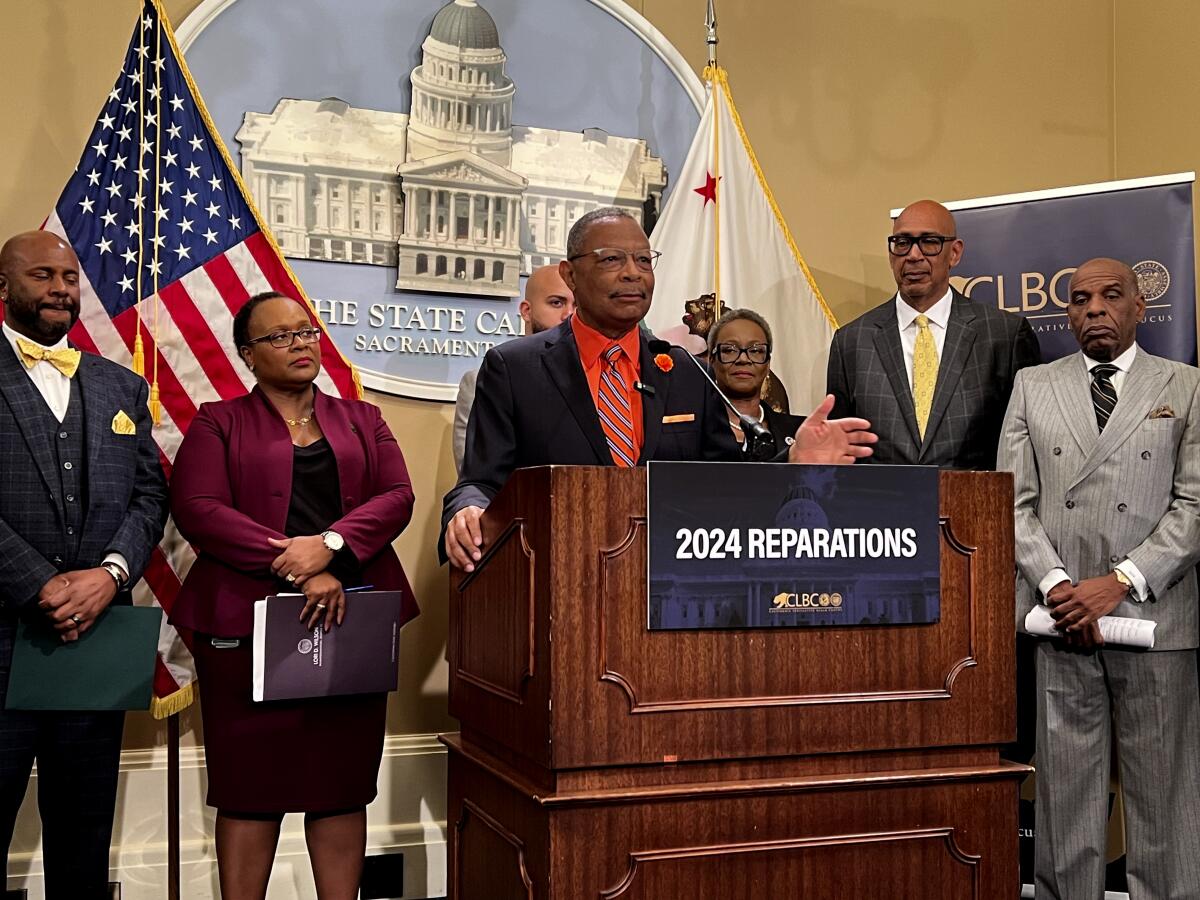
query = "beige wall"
xmin=0 ymin=0 xmax=1194 ymax=754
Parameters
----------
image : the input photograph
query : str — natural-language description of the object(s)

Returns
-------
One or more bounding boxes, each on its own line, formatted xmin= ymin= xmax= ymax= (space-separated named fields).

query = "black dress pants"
xmin=0 ymin=652 xmax=124 ymax=900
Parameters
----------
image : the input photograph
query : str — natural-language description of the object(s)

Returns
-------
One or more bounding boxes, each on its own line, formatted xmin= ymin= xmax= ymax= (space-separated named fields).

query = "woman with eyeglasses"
xmin=708 ymin=308 xmax=805 ymax=458
xmin=169 ymin=291 xmax=419 ymax=899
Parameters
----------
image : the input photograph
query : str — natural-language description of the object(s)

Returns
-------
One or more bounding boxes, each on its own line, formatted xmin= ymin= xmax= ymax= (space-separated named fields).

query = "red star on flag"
xmin=694 ymin=171 xmax=720 ymax=206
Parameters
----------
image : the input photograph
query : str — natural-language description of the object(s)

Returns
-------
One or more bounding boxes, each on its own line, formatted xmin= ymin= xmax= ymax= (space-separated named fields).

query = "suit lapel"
xmin=77 ymin=354 xmax=115 ymax=501
xmin=636 ymin=333 xmax=669 ymax=464
xmin=541 ymin=325 xmax=611 ymax=465
xmin=0 ymin=338 xmax=63 ymax=500
xmin=1070 ymin=350 xmax=1169 ymax=490
xmin=1049 ymin=353 xmax=1098 ymax=459
xmin=919 ymin=294 xmax=977 ymax=460
xmin=871 ymin=309 xmax=921 ymax=451
xmin=314 ymin=388 xmax=362 ymax=501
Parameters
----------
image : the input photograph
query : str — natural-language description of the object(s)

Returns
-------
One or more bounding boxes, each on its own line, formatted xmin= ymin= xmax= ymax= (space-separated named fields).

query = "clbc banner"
xmin=945 ymin=175 xmax=1197 ymax=365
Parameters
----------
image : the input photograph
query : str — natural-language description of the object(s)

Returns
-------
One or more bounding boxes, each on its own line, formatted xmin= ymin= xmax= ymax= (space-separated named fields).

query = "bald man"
xmin=453 ymin=265 xmax=575 ymax=472
xmin=827 ymin=199 xmax=1041 ymax=469
xmin=999 ymin=257 xmax=1200 ymax=897
xmin=0 ymin=232 xmax=167 ymax=896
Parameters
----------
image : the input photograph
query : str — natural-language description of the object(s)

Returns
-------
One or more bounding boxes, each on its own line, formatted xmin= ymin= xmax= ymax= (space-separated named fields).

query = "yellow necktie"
xmin=912 ymin=314 xmax=939 ymax=439
xmin=15 ymin=337 xmax=81 ymax=378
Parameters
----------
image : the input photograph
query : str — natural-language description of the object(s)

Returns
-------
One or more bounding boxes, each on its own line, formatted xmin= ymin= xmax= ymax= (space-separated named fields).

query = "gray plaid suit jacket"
xmin=0 ymin=338 xmax=168 ymax=632
xmin=999 ymin=348 xmax=1200 ymax=651
xmin=827 ymin=290 xmax=1041 ymax=469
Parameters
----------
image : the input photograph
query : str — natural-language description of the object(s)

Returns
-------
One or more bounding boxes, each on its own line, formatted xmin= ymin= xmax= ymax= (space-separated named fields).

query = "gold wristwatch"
xmin=1113 ymin=567 xmax=1133 ymax=595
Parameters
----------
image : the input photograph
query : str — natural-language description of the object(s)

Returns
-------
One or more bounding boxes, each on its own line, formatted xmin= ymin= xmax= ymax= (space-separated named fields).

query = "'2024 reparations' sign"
xmin=646 ymin=462 xmax=941 ymax=630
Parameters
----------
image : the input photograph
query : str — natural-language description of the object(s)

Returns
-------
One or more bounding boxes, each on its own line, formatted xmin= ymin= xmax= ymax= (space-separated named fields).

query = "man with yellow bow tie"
xmin=0 ymin=230 xmax=167 ymax=898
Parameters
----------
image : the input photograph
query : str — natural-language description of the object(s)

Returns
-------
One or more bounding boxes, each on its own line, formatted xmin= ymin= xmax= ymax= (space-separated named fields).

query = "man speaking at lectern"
xmin=999 ymin=257 xmax=1200 ymax=898
xmin=442 ymin=207 xmax=877 ymax=571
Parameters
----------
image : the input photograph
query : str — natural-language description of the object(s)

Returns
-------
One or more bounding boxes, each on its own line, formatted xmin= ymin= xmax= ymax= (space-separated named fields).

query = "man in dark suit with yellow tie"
xmin=826 ymin=199 xmax=1041 ymax=470
xmin=0 ymin=231 xmax=168 ymax=898
xmin=442 ymin=207 xmax=878 ymax=571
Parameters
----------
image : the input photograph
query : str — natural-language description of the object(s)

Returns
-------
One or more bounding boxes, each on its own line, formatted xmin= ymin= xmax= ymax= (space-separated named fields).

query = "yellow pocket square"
xmin=662 ymin=413 xmax=695 ymax=424
xmin=111 ymin=410 xmax=136 ymax=435
xmin=1149 ymin=405 xmax=1176 ymax=419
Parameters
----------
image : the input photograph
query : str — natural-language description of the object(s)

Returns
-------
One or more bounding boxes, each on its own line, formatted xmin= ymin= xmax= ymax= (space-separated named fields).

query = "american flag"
xmin=46 ymin=0 xmax=362 ymax=717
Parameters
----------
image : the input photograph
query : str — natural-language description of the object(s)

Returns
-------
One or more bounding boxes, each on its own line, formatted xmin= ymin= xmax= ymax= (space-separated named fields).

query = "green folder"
xmin=6 ymin=606 xmax=162 ymax=711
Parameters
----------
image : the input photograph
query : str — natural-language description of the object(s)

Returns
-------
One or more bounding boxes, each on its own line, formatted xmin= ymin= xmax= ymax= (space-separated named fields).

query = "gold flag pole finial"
xmin=705 ymin=0 xmax=718 ymax=68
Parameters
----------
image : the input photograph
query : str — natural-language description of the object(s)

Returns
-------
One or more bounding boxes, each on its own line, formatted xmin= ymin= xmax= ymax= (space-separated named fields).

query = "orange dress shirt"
xmin=570 ymin=315 xmax=644 ymax=460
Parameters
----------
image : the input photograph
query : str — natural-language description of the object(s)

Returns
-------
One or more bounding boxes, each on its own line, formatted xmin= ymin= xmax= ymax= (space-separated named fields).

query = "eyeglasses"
xmin=244 ymin=327 xmax=322 ymax=349
xmin=887 ymin=234 xmax=957 ymax=257
xmin=714 ymin=343 xmax=770 ymax=365
xmin=567 ymin=248 xmax=662 ymax=271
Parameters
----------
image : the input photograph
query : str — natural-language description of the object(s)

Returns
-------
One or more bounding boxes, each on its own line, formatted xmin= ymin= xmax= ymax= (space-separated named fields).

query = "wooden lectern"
xmin=443 ymin=467 xmax=1030 ymax=899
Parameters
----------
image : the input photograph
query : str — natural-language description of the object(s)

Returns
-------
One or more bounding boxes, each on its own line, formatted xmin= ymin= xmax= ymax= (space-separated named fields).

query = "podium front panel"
xmin=451 ymin=467 xmax=1015 ymax=770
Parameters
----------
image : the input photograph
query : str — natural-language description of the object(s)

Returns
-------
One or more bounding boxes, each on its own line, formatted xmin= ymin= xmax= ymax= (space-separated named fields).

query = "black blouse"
xmin=283 ymin=438 xmax=361 ymax=586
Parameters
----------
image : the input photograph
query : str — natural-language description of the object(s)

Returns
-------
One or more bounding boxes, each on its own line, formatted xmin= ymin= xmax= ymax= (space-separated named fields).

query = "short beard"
xmin=8 ymin=305 xmax=76 ymax=344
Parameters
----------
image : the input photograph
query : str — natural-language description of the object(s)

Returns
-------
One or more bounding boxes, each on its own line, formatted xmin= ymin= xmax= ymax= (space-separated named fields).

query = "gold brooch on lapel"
xmin=662 ymin=413 xmax=695 ymax=424
xmin=111 ymin=410 xmax=136 ymax=435
xmin=1149 ymin=405 xmax=1176 ymax=419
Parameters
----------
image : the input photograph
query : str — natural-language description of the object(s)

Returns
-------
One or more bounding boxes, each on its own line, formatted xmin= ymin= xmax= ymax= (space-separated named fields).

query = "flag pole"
xmin=706 ymin=0 xmax=718 ymax=67
xmin=167 ymin=712 xmax=180 ymax=900
xmin=705 ymin=0 xmax=722 ymax=318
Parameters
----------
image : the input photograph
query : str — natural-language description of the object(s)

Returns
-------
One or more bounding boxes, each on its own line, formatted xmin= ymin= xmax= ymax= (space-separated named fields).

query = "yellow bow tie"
xmin=15 ymin=337 xmax=81 ymax=378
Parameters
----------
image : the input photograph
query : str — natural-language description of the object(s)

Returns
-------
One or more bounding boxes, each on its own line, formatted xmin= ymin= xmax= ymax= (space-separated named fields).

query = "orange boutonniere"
xmin=654 ymin=353 xmax=674 ymax=373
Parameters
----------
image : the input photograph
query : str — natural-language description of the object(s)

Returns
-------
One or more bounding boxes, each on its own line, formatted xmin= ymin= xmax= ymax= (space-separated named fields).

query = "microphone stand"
xmin=648 ymin=339 xmax=776 ymax=461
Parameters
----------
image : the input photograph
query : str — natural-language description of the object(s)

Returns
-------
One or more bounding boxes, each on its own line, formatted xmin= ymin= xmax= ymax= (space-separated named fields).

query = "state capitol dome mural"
xmin=235 ymin=0 xmax=667 ymax=299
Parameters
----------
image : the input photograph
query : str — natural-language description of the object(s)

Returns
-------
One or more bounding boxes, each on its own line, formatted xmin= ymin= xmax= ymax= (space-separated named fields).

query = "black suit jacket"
xmin=826 ymin=290 xmax=1040 ymax=470
xmin=0 ymin=339 xmax=168 ymax=624
xmin=441 ymin=320 xmax=739 ymax=545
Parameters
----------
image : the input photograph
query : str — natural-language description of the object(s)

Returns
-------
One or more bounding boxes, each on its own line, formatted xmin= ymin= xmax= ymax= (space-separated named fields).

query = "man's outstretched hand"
xmin=788 ymin=394 xmax=877 ymax=465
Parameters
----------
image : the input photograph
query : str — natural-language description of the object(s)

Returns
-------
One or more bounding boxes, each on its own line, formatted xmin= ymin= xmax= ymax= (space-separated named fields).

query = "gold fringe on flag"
xmin=149 ymin=680 xmax=196 ymax=719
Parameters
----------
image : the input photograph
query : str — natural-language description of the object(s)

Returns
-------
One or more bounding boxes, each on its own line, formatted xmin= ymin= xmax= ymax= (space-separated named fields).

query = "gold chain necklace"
xmin=284 ymin=410 xmax=313 ymax=427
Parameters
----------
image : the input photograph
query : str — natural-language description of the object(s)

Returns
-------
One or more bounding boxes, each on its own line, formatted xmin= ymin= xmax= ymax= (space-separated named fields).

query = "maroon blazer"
xmin=170 ymin=386 xmax=418 ymax=637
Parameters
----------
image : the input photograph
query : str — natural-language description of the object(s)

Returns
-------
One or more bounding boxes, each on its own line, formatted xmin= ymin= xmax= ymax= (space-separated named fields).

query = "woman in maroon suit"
xmin=170 ymin=291 xmax=418 ymax=899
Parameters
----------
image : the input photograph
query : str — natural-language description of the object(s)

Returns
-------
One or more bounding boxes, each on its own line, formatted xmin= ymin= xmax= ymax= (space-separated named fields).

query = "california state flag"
xmin=647 ymin=66 xmax=836 ymax=412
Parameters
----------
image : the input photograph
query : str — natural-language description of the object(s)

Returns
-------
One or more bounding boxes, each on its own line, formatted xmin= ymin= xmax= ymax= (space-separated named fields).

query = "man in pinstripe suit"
xmin=0 ymin=232 xmax=168 ymax=898
xmin=827 ymin=200 xmax=1041 ymax=469
xmin=999 ymin=257 xmax=1200 ymax=899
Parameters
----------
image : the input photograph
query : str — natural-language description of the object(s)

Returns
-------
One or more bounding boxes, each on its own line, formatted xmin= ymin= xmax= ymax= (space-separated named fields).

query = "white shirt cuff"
xmin=1038 ymin=568 xmax=1071 ymax=599
xmin=102 ymin=552 xmax=130 ymax=584
xmin=1115 ymin=559 xmax=1148 ymax=603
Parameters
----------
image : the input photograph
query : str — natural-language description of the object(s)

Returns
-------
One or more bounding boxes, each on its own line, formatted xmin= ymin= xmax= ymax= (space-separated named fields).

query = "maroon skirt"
xmin=193 ymin=635 xmax=386 ymax=814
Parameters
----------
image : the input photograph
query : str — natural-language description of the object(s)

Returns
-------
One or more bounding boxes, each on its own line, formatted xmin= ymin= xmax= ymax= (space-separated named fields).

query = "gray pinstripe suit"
xmin=1000 ymin=347 xmax=1200 ymax=899
xmin=827 ymin=290 xmax=1040 ymax=469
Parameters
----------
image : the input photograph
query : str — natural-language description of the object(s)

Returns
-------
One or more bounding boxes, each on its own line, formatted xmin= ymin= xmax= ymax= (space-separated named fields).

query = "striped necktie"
xmin=597 ymin=344 xmax=637 ymax=467
xmin=912 ymin=314 xmax=939 ymax=439
xmin=1091 ymin=363 xmax=1119 ymax=433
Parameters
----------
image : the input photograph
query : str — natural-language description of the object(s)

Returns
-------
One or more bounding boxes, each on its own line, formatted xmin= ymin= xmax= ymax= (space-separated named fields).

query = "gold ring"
xmin=316 ymin=603 xmax=327 ymax=610
xmin=285 ymin=573 xmax=296 ymax=583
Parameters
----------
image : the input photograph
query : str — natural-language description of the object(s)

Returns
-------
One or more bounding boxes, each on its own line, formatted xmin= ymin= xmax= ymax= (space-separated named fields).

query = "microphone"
xmin=647 ymin=338 xmax=776 ymax=460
